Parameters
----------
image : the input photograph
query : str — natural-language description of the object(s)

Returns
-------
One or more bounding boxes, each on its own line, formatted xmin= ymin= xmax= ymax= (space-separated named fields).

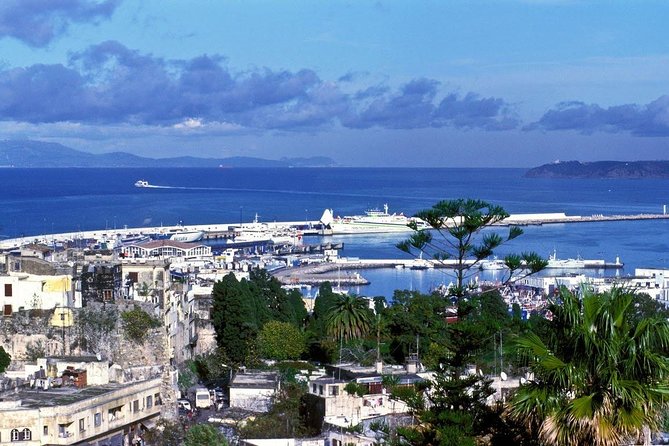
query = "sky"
xmin=0 ymin=0 xmax=668 ymax=167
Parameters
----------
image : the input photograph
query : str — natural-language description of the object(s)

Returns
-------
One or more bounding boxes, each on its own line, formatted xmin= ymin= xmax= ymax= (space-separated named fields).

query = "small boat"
xmin=134 ymin=180 xmax=150 ymax=188
xmin=480 ymin=257 xmax=508 ymax=270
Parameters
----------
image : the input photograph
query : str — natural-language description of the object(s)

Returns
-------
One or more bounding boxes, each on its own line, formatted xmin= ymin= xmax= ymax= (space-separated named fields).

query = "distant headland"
xmin=0 ymin=140 xmax=336 ymax=168
xmin=525 ymin=160 xmax=669 ymax=179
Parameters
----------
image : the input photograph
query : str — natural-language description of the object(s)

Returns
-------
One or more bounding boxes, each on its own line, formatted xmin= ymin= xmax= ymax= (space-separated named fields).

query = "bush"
xmin=120 ymin=305 xmax=161 ymax=343
xmin=0 ymin=346 xmax=10 ymax=373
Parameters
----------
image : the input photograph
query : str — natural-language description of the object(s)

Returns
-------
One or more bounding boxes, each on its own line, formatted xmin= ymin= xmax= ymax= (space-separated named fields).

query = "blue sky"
xmin=0 ymin=0 xmax=667 ymax=167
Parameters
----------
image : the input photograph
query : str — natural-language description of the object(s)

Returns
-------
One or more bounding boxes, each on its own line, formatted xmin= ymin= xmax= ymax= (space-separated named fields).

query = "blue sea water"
xmin=1 ymin=167 xmax=668 ymax=297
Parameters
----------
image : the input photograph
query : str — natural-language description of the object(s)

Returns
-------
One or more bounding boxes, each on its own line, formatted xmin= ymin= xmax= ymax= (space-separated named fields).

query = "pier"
xmin=1 ymin=211 xmax=667 ymax=252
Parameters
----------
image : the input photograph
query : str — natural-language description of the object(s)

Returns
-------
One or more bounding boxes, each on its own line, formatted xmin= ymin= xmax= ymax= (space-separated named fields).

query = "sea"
xmin=1 ymin=167 xmax=668 ymax=298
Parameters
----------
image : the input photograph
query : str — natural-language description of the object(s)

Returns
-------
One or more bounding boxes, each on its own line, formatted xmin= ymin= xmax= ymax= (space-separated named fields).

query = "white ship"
xmin=320 ymin=204 xmax=429 ymax=234
xmin=229 ymin=214 xmax=302 ymax=246
xmin=134 ymin=180 xmax=150 ymax=188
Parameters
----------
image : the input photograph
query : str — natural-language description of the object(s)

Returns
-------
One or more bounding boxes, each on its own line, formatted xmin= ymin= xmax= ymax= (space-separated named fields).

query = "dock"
xmin=1 ymin=211 xmax=668 ymax=251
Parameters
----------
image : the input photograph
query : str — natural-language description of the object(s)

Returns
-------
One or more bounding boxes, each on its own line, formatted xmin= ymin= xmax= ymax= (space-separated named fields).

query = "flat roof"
xmin=230 ymin=371 xmax=278 ymax=389
xmin=0 ymin=379 xmax=159 ymax=410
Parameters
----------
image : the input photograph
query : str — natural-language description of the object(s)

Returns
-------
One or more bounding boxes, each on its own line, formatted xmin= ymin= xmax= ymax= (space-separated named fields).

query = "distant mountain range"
xmin=0 ymin=140 xmax=336 ymax=168
xmin=525 ymin=160 xmax=669 ymax=179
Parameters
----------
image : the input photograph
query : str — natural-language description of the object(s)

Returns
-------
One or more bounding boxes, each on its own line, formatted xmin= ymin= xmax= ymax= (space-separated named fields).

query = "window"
xmin=146 ymin=395 xmax=153 ymax=409
xmin=79 ymin=418 xmax=85 ymax=432
xmin=154 ymin=393 xmax=162 ymax=405
xmin=103 ymin=289 xmax=113 ymax=301
xmin=94 ymin=413 xmax=102 ymax=427
xmin=132 ymin=399 xmax=139 ymax=413
xmin=43 ymin=426 xmax=48 ymax=436
xmin=4 ymin=283 xmax=12 ymax=296
xmin=319 ymin=385 xmax=324 ymax=395
xmin=10 ymin=428 xmax=31 ymax=441
xmin=3 ymin=304 xmax=11 ymax=316
xmin=329 ymin=385 xmax=339 ymax=396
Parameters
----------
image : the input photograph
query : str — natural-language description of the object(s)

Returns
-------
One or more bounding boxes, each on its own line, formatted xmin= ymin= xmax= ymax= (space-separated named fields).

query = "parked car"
xmin=177 ymin=398 xmax=192 ymax=412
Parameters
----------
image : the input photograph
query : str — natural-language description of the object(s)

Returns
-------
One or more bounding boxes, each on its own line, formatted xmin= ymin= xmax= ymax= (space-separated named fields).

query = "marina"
xmin=2 ymin=211 xmax=668 ymax=252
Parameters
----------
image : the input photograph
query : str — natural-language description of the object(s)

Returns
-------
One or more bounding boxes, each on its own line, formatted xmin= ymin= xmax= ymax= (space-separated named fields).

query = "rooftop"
xmin=0 ymin=379 xmax=159 ymax=410
xmin=230 ymin=371 xmax=279 ymax=389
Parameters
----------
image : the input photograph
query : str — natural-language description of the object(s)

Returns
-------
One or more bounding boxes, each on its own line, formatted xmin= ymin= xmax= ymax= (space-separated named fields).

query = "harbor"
xmin=2 ymin=210 xmax=669 ymax=252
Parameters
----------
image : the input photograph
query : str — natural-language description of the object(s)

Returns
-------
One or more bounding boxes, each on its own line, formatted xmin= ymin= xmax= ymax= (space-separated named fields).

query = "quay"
xmin=1 ymin=211 xmax=667 ymax=251
xmin=497 ymin=212 xmax=669 ymax=226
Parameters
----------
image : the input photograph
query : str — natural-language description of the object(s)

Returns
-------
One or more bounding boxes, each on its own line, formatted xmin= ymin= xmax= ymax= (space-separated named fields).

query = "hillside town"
xmin=1 ymin=201 xmax=669 ymax=446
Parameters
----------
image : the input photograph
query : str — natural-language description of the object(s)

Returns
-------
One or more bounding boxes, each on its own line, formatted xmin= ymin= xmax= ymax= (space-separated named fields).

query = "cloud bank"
xmin=0 ymin=0 xmax=120 ymax=47
xmin=0 ymin=41 xmax=517 ymax=133
xmin=529 ymin=96 xmax=669 ymax=136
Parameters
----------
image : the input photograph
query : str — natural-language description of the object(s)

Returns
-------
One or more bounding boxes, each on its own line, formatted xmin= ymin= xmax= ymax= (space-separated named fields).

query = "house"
xmin=229 ymin=370 xmax=280 ymax=413
xmin=0 ymin=378 xmax=162 ymax=445
xmin=121 ymin=259 xmax=171 ymax=306
xmin=307 ymin=362 xmax=420 ymax=429
xmin=0 ymin=272 xmax=77 ymax=316
xmin=77 ymin=262 xmax=123 ymax=305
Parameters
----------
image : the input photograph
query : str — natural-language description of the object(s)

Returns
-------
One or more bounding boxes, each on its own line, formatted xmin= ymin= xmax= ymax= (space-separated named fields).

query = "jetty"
xmin=1 ymin=211 xmax=668 ymax=251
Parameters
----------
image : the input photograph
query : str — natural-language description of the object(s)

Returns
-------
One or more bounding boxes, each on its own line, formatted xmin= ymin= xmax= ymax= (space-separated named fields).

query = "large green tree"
xmin=398 ymin=198 xmax=545 ymax=300
xmin=258 ymin=320 xmax=306 ymax=360
xmin=212 ymin=273 xmax=259 ymax=364
xmin=392 ymin=199 xmax=546 ymax=445
xmin=508 ymin=287 xmax=669 ymax=446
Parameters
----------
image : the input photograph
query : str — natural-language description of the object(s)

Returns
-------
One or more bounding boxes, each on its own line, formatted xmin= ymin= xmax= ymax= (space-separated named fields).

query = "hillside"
xmin=0 ymin=140 xmax=336 ymax=168
xmin=525 ymin=160 xmax=669 ymax=179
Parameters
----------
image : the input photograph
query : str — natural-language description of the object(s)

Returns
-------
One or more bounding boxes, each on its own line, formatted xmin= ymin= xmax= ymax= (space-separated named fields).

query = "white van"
xmin=194 ymin=387 xmax=211 ymax=409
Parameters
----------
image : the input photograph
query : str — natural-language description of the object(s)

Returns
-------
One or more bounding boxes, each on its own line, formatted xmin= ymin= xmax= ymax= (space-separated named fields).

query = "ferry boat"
xmin=320 ymin=204 xmax=429 ymax=234
xmin=134 ymin=180 xmax=150 ymax=188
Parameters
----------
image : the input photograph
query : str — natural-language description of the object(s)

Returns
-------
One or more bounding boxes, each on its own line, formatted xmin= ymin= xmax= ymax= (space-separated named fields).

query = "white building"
xmin=630 ymin=268 xmax=669 ymax=304
xmin=0 ymin=272 xmax=76 ymax=316
xmin=229 ymin=371 xmax=280 ymax=412
xmin=0 ymin=378 xmax=162 ymax=446
xmin=120 ymin=240 xmax=211 ymax=259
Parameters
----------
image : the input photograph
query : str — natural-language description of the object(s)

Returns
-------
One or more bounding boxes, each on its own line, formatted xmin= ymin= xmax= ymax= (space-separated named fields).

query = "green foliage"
xmin=212 ymin=271 xmax=308 ymax=365
xmin=143 ymin=419 xmax=185 ymax=446
xmin=249 ymin=269 xmax=308 ymax=327
xmin=398 ymin=198 xmax=546 ymax=299
xmin=384 ymin=290 xmax=449 ymax=364
xmin=212 ymin=274 xmax=260 ymax=364
xmin=258 ymin=320 xmax=306 ymax=360
xmin=76 ymin=306 xmax=118 ymax=351
xmin=184 ymin=423 xmax=228 ymax=446
xmin=325 ymin=294 xmax=374 ymax=342
xmin=177 ymin=360 xmax=198 ymax=392
xmin=191 ymin=349 xmax=233 ymax=385
xmin=0 ymin=346 xmax=10 ymax=373
xmin=239 ymin=382 xmax=316 ymax=439
xmin=395 ymin=370 xmax=495 ymax=446
xmin=304 ymin=282 xmax=340 ymax=362
xmin=120 ymin=305 xmax=161 ymax=343
xmin=509 ymin=287 xmax=669 ymax=446
xmin=344 ymin=381 xmax=366 ymax=397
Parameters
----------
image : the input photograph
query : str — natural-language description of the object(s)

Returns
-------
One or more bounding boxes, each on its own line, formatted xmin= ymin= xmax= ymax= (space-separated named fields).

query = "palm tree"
xmin=325 ymin=294 xmax=373 ymax=343
xmin=508 ymin=287 xmax=669 ymax=446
